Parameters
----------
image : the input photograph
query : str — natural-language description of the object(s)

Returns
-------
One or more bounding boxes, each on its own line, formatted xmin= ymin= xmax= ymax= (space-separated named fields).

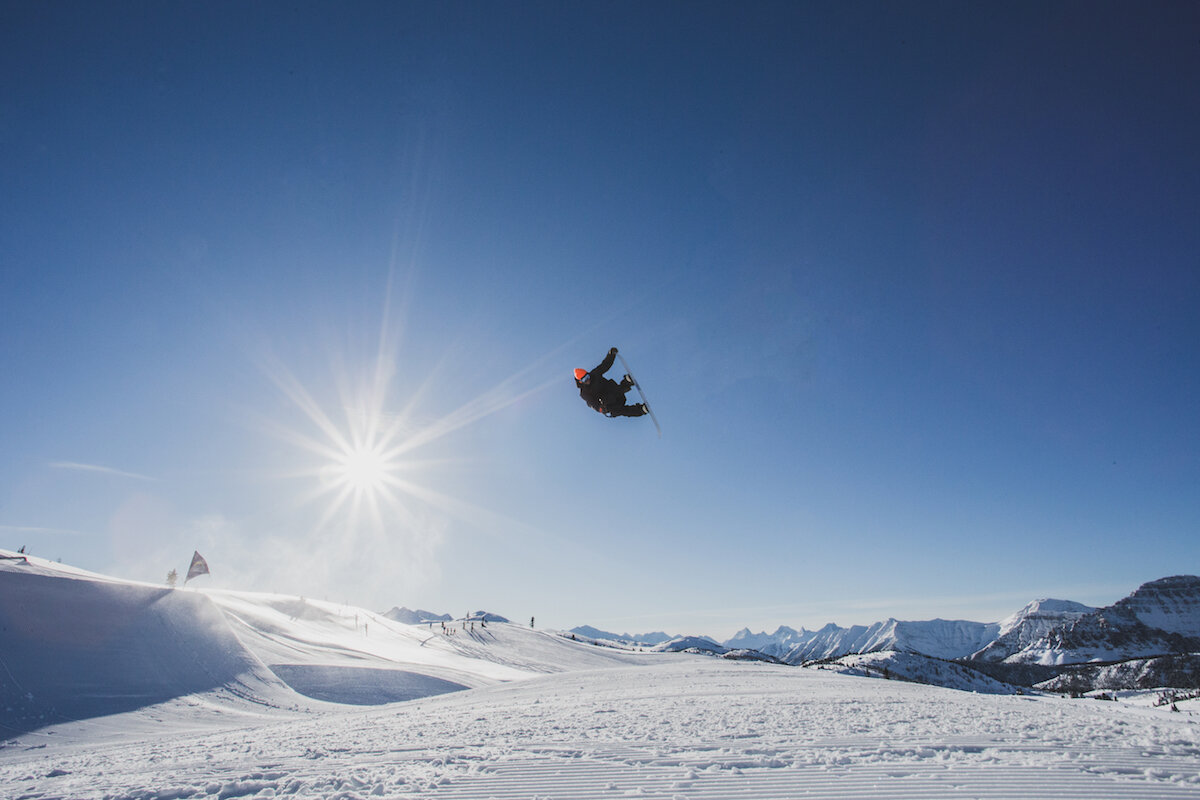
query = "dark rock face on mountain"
xmin=1109 ymin=576 xmax=1200 ymax=638
xmin=1003 ymin=606 xmax=1200 ymax=665
xmin=996 ymin=577 xmax=1200 ymax=666
xmin=577 ymin=576 xmax=1200 ymax=695
xmin=970 ymin=599 xmax=1093 ymax=662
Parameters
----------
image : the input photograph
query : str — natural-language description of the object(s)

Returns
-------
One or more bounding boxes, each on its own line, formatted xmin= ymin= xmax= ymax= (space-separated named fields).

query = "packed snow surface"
xmin=4 ymin=553 xmax=1200 ymax=799
xmin=5 ymin=662 xmax=1200 ymax=800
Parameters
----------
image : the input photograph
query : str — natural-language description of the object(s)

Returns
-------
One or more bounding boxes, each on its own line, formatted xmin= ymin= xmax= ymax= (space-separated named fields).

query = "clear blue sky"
xmin=3 ymin=2 xmax=1198 ymax=639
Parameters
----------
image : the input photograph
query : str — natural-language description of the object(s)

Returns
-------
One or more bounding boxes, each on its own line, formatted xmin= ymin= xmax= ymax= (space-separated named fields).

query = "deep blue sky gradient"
xmin=3 ymin=2 xmax=1198 ymax=636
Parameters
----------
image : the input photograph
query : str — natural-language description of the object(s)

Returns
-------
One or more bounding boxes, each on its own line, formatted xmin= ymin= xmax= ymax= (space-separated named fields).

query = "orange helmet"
xmin=574 ymin=368 xmax=588 ymax=381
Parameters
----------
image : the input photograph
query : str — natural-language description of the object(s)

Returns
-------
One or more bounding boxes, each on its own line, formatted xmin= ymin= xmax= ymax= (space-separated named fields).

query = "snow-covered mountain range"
xmin=568 ymin=625 xmax=673 ymax=646
xmin=726 ymin=618 xmax=1002 ymax=663
xmin=582 ymin=575 xmax=1200 ymax=690
xmin=382 ymin=606 xmax=452 ymax=624
xmin=369 ymin=578 xmax=1200 ymax=676
xmin=993 ymin=576 xmax=1200 ymax=666
xmin=1113 ymin=574 xmax=1200 ymax=636
xmin=385 ymin=575 xmax=1200 ymax=687
xmin=969 ymin=598 xmax=1094 ymax=661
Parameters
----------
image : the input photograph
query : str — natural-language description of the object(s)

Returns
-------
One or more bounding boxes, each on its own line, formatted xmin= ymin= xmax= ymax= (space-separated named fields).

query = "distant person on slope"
xmin=574 ymin=347 xmax=648 ymax=418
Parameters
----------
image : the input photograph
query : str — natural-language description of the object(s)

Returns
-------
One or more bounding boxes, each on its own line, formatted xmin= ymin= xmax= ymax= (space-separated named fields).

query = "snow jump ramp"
xmin=0 ymin=568 xmax=289 ymax=736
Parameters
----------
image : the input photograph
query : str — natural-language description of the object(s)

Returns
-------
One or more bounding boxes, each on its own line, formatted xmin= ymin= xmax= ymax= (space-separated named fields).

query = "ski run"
xmin=2 ymin=553 xmax=1199 ymax=800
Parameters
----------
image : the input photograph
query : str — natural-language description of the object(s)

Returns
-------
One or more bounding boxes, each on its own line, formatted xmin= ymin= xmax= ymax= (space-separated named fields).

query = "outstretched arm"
xmin=591 ymin=347 xmax=617 ymax=377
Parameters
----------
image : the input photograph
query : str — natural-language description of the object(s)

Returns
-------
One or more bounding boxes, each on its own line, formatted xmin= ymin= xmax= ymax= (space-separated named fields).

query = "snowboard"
xmin=616 ymin=353 xmax=661 ymax=438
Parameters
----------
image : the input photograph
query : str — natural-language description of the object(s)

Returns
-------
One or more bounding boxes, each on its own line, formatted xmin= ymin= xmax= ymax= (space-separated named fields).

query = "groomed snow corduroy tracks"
xmin=4 ymin=661 xmax=1198 ymax=800
xmin=428 ymin=739 xmax=1200 ymax=799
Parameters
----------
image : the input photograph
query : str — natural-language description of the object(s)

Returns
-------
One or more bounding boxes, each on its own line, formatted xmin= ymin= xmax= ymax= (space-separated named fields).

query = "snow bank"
xmin=0 ymin=558 xmax=297 ymax=736
xmin=0 ymin=551 xmax=660 ymax=736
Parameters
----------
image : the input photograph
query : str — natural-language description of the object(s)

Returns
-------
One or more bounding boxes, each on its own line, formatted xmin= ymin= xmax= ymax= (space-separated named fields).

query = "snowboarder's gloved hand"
xmin=609 ymin=347 xmax=618 ymax=355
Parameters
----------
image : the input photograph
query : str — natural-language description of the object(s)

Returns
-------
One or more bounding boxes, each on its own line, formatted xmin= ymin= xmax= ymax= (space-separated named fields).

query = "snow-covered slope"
xmin=724 ymin=622 xmax=876 ymax=662
xmin=999 ymin=577 xmax=1200 ymax=666
xmin=778 ymin=618 xmax=1000 ymax=663
xmin=1000 ymin=606 xmax=1200 ymax=666
xmin=723 ymin=625 xmax=807 ymax=656
xmin=723 ymin=578 xmax=1200 ymax=675
xmin=1110 ymin=575 xmax=1200 ymax=637
xmin=0 ymin=554 xmax=305 ymax=737
xmin=569 ymin=625 xmax=673 ymax=646
xmin=5 ymin=659 xmax=1198 ymax=800
xmin=653 ymin=635 xmax=726 ymax=654
xmin=0 ymin=551 xmax=656 ymax=735
xmin=6 ymin=551 xmax=1200 ymax=800
xmin=381 ymin=606 xmax=451 ymax=624
xmin=811 ymin=651 xmax=1021 ymax=694
xmin=970 ymin=598 xmax=1094 ymax=661
xmin=1035 ymin=653 xmax=1200 ymax=694
xmin=781 ymin=622 xmax=865 ymax=660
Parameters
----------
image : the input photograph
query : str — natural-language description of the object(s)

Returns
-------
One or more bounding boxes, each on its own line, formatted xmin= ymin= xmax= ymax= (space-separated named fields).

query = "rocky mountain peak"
xmin=1110 ymin=575 xmax=1200 ymax=637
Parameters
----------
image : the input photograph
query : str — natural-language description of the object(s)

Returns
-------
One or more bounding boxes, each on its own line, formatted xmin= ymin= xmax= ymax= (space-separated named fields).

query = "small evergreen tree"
xmin=166 ymin=568 xmax=178 ymax=588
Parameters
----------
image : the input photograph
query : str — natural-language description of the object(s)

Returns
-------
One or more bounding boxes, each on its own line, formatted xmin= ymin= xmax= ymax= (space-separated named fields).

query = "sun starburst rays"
xmin=249 ymin=314 xmax=585 ymax=580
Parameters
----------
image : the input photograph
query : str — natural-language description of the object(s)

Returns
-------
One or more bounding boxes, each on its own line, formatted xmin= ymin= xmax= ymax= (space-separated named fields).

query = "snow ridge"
xmin=1110 ymin=575 xmax=1200 ymax=637
xmin=731 ymin=619 xmax=1001 ymax=664
xmin=813 ymin=651 xmax=1021 ymax=694
xmin=1000 ymin=605 xmax=1200 ymax=665
xmin=716 ymin=578 xmax=1200 ymax=676
xmin=724 ymin=625 xmax=807 ymax=656
xmin=971 ymin=598 xmax=1094 ymax=662
xmin=0 ymin=551 xmax=655 ymax=736
xmin=569 ymin=625 xmax=673 ymax=646
xmin=382 ymin=606 xmax=452 ymax=624
xmin=997 ymin=577 xmax=1200 ymax=666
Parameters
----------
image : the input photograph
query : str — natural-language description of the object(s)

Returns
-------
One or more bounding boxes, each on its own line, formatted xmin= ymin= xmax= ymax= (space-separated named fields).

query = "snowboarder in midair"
xmin=575 ymin=348 xmax=648 ymax=418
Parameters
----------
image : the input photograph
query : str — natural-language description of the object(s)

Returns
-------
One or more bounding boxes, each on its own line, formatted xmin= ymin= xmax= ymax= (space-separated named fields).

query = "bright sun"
xmin=334 ymin=443 xmax=390 ymax=495
xmin=257 ymin=346 xmax=414 ymax=533
xmin=258 ymin=311 xmax=564 ymax=541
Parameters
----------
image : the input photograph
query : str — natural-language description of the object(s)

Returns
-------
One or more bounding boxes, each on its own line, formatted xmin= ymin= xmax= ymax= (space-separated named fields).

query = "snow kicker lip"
xmin=0 ymin=571 xmax=276 ymax=736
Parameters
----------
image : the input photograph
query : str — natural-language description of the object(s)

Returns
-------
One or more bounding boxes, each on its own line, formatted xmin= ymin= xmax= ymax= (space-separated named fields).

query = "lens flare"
xmin=255 ymin=336 xmax=564 ymax=547
xmin=334 ymin=443 xmax=388 ymax=495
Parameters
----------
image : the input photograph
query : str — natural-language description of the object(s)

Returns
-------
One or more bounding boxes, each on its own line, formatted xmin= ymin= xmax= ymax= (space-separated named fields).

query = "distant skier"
xmin=574 ymin=347 xmax=648 ymax=418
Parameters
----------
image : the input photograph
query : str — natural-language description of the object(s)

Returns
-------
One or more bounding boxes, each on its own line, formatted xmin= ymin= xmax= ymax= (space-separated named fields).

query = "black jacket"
xmin=576 ymin=350 xmax=623 ymax=414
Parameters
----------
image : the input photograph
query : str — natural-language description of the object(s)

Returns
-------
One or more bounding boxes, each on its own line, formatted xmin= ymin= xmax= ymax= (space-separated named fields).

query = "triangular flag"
xmin=184 ymin=550 xmax=210 ymax=583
